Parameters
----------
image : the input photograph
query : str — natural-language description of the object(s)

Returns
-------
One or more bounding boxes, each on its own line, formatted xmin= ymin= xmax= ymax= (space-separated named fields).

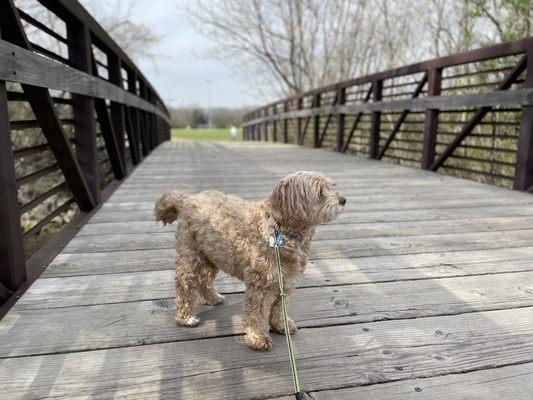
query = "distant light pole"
xmin=207 ymin=80 xmax=212 ymax=130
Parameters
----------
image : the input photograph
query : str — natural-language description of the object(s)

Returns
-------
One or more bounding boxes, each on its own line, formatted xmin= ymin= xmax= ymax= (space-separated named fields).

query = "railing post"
xmin=272 ymin=105 xmax=277 ymax=142
xmin=296 ymin=97 xmax=303 ymax=145
xmin=67 ymin=20 xmax=100 ymax=203
xmin=514 ymin=48 xmax=533 ymax=191
xmin=127 ymin=70 xmax=143 ymax=162
xmin=422 ymin=67 xmax=442 ymax=169
xmin=369 ymin=79 xmax=383 ymax=158
xmin=313 ymin=93 xmax=321 ymax=148
xmin=336 ymin=86 xmax=346 ymax=152
xmin=283 ymin=101 xmax=289 ymax=143
xmin=0 ymin=75 xmax=26 ymax=293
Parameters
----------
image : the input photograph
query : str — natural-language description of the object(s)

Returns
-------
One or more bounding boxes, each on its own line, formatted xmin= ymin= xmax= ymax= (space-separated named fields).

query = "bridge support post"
xmin=0 ymin=76 xmax=26 ymax=295
xmin=369 ymin=80 xmax=383 ymax=158
xmin=108 ymin=54 xmax=127 ymax=171
xmin=313 ymin=93 xmax=321 ymax=148
xmin=514 ymin=50 xmax=533 ymax=191
xmin=296 ymin=97 xmax=303 ymax=145
xmin=68 ymin=21 xmax=100 ymax=204
xmin=282 ymin=101 xmax=289 ymax=143
xmin=272 ymin=105 xmax=277 ymax=142
xmin=336 ymin=87 xmax=346 ymax=152
xmin=422 ymin=68 xmax=442 ymax=169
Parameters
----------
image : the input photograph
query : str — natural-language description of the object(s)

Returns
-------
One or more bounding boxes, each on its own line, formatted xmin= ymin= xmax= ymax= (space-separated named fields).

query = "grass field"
xmin=171 ymin=128 xmax=243 ymax=141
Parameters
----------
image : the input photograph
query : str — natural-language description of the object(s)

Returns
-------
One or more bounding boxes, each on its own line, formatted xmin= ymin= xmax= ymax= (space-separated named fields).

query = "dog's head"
xmin=267 ymin=171 xmax=345 ymax=230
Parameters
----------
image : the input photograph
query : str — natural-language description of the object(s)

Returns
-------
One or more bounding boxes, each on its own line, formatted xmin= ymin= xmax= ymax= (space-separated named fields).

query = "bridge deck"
xmin=1 ymin=140 xmax=533 ymax=399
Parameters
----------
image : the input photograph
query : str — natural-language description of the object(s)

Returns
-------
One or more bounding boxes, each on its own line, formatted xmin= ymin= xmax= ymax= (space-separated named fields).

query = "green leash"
xmin=272 ymin=234 xmax=303 ymax=400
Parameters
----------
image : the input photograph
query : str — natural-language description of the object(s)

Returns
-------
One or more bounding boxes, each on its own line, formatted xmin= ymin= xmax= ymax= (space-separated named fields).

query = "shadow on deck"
xmin=1 ymin=140 xmax=533 ymax=399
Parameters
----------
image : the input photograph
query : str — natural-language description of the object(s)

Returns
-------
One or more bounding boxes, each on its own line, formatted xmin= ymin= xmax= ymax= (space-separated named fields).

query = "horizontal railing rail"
xmin=243 ymin=37 xmax=533 ymax=195
xmin=0 ymin=0 xmax=171 ymax=305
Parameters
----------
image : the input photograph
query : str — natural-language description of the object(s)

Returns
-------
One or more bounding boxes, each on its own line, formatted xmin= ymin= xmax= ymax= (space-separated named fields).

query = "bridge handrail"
xmin=0 ymin=0 xmax=171 ymax=306
xmin=243 ymin=37 xmax=533 ymax=195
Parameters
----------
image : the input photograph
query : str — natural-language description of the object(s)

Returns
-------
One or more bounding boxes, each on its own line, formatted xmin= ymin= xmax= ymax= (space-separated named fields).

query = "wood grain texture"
xmin=2 ymin=271 xmax=533 ymax=357
xmin=1 ymin=140 xmax=533 ymax=399
xmin=0 ymin=307 xmax=532 ymax=399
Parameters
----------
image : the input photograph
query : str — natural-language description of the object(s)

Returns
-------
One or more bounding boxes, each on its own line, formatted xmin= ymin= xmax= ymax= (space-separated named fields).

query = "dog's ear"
xmin=268 ymin=177 xmax=308 ymax=229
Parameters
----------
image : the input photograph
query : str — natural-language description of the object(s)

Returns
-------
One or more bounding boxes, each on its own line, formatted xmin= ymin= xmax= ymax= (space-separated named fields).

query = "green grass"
xmin=171 ymin=128 xmax=243 ymax=141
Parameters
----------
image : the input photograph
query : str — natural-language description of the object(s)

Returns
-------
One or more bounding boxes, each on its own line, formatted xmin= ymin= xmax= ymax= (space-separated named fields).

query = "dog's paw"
xmin=245 ymin=332 xmax=273 ymax=351
xmin=271 ymin=318 xmax=298 ymax=335
xmin=202 ymin=293 xmax=225 ymax=306
xmin=175 ymin=315 xmax=200 ymax=327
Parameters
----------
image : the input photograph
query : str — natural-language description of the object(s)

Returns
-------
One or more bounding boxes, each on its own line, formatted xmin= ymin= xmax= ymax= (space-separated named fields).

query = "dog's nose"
xmin=339 ymin=196 xmax=346 ymax=206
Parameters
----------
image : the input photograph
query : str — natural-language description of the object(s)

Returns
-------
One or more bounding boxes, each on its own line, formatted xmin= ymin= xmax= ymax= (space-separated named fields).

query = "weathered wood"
xmin=431 ymin=56 xmax=527 ymax=171
xmin=92 ymin=52 xmax=126 ymax=179
xmin=68 ymin=21 xmax=100 ymax=203
xmin=336 ymin=87 xmax=346 ymax=151
xmin=514 ymin=50 xmax=533 ymax=190
xmin=277 ymin=363 xmax=533 ymax=400
xmin=0 ymin=307 xmax=532 ymax=399
xmin=3 ymin=271 xmax=533 ymax=357
xmin=421 ymin=68 xmax=441 ymax=168
xmin=0 ymin=0 xmax=95 ymax=211
xmin=369 ymin=79 xmax=383 ymax=158
xmin=0 ymin=39 xmax=169 ymax=121
xmin=241 ymin=87 xmax=533 ymax=127
xmin=0 ymin=77 xmax=26 ymax=292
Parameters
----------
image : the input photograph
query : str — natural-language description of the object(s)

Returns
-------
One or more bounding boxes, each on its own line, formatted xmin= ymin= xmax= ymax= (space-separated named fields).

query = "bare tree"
xmin=186 ymin=0 xmax=532 ymax=100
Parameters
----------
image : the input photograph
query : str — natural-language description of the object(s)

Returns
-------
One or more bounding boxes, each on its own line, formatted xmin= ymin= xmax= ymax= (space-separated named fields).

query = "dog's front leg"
xmin=270 ymin=286 xmax=298 ymax=334
xmin=242 ymin=286 xmax=276 ymax=351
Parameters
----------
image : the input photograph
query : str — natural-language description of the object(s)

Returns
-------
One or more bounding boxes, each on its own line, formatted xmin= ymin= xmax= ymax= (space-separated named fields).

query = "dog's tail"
xmin=154 ymin=191 xmax=187 ymax=225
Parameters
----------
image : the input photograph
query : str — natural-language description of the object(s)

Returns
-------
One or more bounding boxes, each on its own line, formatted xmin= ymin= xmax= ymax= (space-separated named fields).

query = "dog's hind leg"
xmin=196 ymin=258 xmax=225 ymax=306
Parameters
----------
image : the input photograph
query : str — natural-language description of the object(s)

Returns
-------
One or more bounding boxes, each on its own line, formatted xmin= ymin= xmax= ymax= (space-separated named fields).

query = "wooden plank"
xmin=370 ymin=79 xmax=383 ymax=158
xmin=0 ymin=39 xmax=169 ymax=121
xmin=42 ymin=243 xmax=533 ymax=279
xmin=275 ymin=363 xmax=533 ymax=400
xmin=2 ymin=271 xmax=533 ymax=357
xmin=87 ymin=203 xmax=533 ymax=224
xmin=76 ymin=216 xmax=533 ymax=245
xmin=0 ymin=307 xmax=532 ymax=399
xmin=0 ymin=77 xmax=26 ymax=291
xmin=21 ymin=247 xmax=533 ymax=309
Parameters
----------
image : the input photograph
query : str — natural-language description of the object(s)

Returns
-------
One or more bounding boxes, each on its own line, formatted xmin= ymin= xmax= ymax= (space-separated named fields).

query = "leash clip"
xmin=268 ymin=232 xmax=285 ymax=248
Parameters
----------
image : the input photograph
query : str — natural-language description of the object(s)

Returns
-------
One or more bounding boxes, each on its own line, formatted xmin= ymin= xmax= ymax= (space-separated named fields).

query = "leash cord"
xmin=274 ymin=242 xmax=303 ymax=400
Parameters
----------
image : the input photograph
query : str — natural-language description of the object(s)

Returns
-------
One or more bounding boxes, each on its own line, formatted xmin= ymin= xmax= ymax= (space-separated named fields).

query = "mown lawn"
xmin=171 ymin=128 xmax=243 ymax=141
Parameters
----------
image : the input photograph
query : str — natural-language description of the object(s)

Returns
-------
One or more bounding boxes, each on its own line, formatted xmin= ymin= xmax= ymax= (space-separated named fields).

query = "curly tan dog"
xmin=154 ymin=171 xmax=345 ymax=350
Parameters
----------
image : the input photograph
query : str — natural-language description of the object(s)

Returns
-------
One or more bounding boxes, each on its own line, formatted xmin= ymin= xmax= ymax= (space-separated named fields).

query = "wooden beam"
xmin=0 ymin=39 xmax=169 ymax=122
xmin=514 ymin=50 xmax=533 ymax=190
xmin=422 ymin=69 xmax=441 ymax=169
xmin=0 ymin=0 xmax=95 ymax=211
xmin=342 ymin=85 xmax=373 ymax=153
xmin=336 ymin=87 xmax=346 ymax=152
xmin=242 ymin=86 xmax=533 ymax=127
xmin=378 ymin=74 xmax=427 ymax=158
xmin=91 ymin=53 xmax=125 ymax=180
xmin=0 ymin=78 xmax=26 ymax=292
xmin=107 ymin=53 xmax=127 ymax=171
xmin=282 ymin=101 xmax=288 ymax=143
xmin=68 ymin=20 xmax=100 ymax=204
xmin=312 ymin=93 xmax=321 ymax=148
xmin=369 ymin=79 xmax=383 ymax=158
xmin=125 ymin=107 xmax=141 ymax=165
xmin=431 ymin=56 xmax=527 ymax=171
xmin=318 ymin=92 xmax=339 ymax=148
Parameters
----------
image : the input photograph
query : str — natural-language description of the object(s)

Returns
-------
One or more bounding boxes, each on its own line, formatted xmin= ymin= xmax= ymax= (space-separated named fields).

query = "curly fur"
xmin=154 ymin=171 xmax=345 ymax=350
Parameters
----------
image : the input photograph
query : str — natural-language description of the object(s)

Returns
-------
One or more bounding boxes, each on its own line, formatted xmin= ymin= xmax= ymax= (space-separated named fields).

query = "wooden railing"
xmin=0 ymin=0 xmax=170 ymax=303
xmin=243 ymin=37 xmax=533 ymax=194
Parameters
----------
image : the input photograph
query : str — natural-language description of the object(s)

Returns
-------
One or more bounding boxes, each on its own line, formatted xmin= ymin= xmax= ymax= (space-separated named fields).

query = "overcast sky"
xmin=123 ymin=0 xmax=259 ymax=109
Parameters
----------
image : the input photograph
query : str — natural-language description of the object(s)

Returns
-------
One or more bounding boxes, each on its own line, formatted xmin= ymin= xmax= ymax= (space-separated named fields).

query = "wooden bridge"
xmin=1 ymin=1 xmax=533 ymax=399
